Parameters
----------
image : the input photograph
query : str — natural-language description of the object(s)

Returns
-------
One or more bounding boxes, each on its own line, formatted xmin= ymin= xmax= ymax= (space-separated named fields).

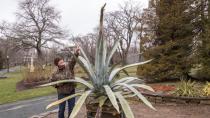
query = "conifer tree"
xmin=138 ymin=0 xmax=195 ymax=80
xmin=197 ymin=0 xmax=210 ymax=79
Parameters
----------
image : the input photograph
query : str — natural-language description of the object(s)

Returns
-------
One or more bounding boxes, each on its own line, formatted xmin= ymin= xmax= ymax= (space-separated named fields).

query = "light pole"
xmin=6 ymin=56 xmax=9 ymax=72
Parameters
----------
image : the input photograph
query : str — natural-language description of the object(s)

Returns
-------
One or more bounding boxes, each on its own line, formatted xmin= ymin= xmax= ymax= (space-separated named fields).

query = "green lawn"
xmin=0 ymin=71 xmax=56 ymax=104
xmin=0 ymin=66 xmax=139 ymax=105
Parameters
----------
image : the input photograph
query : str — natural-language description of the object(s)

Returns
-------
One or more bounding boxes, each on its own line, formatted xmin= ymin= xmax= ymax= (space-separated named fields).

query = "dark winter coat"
xmin=50 ymin=53 xmax=78 ymax=94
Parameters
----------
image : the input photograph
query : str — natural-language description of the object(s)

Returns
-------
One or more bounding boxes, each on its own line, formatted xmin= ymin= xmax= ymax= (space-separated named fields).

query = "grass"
xmin=0 ymin=71 xmax=56 ymax=105
xmin=0 ymin=65 xmax=86 ymax=105
xmin=0 ymin=65 xmax=139 ymax=105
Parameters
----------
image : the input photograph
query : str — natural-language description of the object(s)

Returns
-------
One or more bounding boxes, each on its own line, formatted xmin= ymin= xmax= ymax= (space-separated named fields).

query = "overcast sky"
xmin=0 ymin=0 xmax=148 ymax=35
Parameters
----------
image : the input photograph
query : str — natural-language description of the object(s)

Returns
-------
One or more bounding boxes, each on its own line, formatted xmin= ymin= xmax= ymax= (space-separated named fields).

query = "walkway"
xmin=0 ymin=66 xmax=21 ymax=78
xmin=0 ymin=95 xmax=57 ymax=118
xmin=43 ymin=102 xmax=210 ymax=118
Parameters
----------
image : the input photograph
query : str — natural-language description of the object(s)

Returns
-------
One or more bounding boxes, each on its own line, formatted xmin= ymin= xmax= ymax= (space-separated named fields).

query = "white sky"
xmin=0 ymin=0 xmax=148 ymax=35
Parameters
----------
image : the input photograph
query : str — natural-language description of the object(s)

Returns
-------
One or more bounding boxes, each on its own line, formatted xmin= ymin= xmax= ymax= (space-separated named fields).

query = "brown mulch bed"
xmin=16 ymin=80 xmax=28 ymax=91
xmin=42 ymin=102 xmax=210 ymax=118
xmin=16 ymin=80 xmax=49 ymax=91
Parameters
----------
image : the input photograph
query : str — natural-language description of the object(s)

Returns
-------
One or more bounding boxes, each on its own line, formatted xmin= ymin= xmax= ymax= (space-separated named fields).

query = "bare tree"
xmin=72 ymin=33 xmax=97 ymax=64
xmin=0 ymin=36 xmax=29 ymax=66
xmin=137 ymin=5 xmax=158 ymax=61
xmin=3 ymin=0 xmax=66 ymax=62
xmin=104 ymin=1 xmax=142 ymax=64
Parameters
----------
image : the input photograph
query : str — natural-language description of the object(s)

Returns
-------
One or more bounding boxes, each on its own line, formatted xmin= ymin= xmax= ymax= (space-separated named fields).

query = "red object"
xmin=151 ymin=85 xmax=176 ymax=92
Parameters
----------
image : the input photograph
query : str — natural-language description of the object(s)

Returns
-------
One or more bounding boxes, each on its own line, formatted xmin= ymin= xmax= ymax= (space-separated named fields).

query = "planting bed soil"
xmin=16 ymin=80 xmax=49 ymax=91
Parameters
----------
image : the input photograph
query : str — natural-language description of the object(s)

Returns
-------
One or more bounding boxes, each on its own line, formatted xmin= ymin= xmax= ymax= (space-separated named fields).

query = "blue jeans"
xmin=58 ymin=90 xmax=75 ymax=118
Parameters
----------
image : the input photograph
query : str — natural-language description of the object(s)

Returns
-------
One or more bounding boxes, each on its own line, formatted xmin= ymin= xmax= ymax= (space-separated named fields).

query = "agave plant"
xmin=41 ymin=4 xmax=155 ymax=118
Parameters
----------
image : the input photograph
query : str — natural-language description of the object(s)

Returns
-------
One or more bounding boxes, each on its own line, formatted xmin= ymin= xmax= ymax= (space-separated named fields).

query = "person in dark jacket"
xmin=51 ymin=47 xmax=79 ymax=118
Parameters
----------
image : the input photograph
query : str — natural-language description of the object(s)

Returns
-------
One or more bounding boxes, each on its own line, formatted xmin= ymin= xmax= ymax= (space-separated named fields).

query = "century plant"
xmin=41 ymin=4 xmax=155 ymax=118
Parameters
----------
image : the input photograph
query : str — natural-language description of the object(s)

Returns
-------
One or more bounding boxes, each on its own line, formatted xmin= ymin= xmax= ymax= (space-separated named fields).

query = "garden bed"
xmin=137 ymin=82 xmax=210 ymax=105
xmin=16 ymin=79 xmax=49 ymax=91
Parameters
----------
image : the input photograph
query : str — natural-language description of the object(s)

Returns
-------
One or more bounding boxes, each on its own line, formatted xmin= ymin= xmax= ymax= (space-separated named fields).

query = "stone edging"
xmin=141 ymin=92 xmax=210 ymax=105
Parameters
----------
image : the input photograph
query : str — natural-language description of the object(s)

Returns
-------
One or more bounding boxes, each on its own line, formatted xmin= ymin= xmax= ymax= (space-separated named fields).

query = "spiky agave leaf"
xmin=101 ymin=38 xmax=108 ymax=85
xmin=40 ymin=77 xmax=93 ymax=89
xmin=69 ymin=90 xmax=92 ymax=118
xmin=78 ymin=44 xmax=92 ymax=65
xmin=115 ymin=83 xmax=156 ymax=110
xmin=108 ymin=62 xmax=130 ymax=79
xmin=111 ymin=77 xmax=143 ymax=87
xmin=106 ymin=39 xmax=121 ymax=66
xmin=123 ymin=93 xmax=137 ymax=98
xmin=112 ymin=77 xmax=143 ymax=91
xmin=94 ymin=96 xmax=107 ymax=118
xmin=69 ymin=52 xmax=96 ymax=82
xmin=98 ymin=96 xmax=107 ymax=107
xmin=105 ymin=38 xmax=124 ymax=79
xmin=74 ymin=77 xmax=94 ymax=89
xmin=109 ymin=59 xmax=153 ymax=81
xmin=69 ymin=51 xmax=96 ymax=82
xmin=115 ymin=92 xmax=134 ymax=118
xmin=46 ymin=92 xmax=82 ymax=109
xmin=102 ymin=36 xmax=107 ymax=67
xmin=77 ymin=46 xmax=97 ymax=82
xmin=78 ymin=56 xmax=96 ymax=81
xmin=103 ymin=85 xmax=120 ymax=113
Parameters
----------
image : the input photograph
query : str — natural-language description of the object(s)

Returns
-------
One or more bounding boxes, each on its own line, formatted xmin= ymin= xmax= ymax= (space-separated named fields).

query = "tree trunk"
xmin=201 ymin=0 xmax=206 ymax=33
xmin=37 ymin=49 xmax=43 ymax=60
xmin=36 ymin=47 xmax=44 ymax=68
xmin=208 ymin=0 xmax=210 ymax=23
xmin=123 ymin=52 xmax=128 ymax=65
